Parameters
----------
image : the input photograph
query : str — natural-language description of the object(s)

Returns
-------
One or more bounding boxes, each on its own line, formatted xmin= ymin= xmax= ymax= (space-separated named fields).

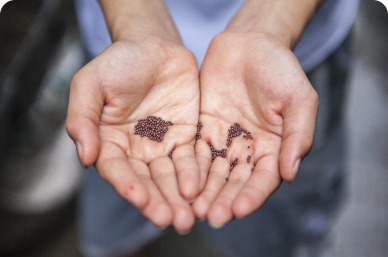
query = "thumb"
xmin=279 ymin=89 xmax=319 ymax=183
xmin=66 ymin=70 xmax=103 ymax=168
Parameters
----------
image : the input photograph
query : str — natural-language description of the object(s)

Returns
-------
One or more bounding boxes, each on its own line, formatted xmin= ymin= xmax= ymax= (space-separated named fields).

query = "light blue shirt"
xmin=76 ymin=0 xmax=359 ymax=72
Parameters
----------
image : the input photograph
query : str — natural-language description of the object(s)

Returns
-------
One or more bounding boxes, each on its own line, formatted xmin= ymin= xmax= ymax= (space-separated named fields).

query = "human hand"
xmin=192 ymin=32 xmax=318 ymax=228
xmin=66 ymin=36 xmax=200 ymax=233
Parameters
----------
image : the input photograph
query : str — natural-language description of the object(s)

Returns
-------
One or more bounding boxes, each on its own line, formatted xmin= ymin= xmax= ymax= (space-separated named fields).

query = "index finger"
xmin=232 ymin=154 xmax=282 ymax=218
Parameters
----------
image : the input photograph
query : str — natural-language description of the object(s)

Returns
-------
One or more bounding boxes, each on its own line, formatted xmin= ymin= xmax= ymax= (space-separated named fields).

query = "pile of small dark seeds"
xmin=196 ymin=121 xmax=203 ymax=140
xmin=207 ymin=142 xmax=227 ymax=162
xmin=134 ymin=116 xmax=173 ymax=142
xmin=168 ymin=147 xmax=176 ymax=159
xmin=226 ymin=123 xmax=252 ymax=147
xmin=247 ymin=155 xmax=251 ymax=163
xmin=230 ymin=158 xmax=238 ymax=171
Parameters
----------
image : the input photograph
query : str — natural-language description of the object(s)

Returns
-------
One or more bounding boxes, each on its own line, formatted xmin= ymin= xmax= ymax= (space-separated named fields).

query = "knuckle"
xmin=227 ymin=177 xmax=246 ymax=186
xmin=208 ymin=170 xmax=227 ymax=180
xmin=153 ymin=171 xmax=175 ymax=181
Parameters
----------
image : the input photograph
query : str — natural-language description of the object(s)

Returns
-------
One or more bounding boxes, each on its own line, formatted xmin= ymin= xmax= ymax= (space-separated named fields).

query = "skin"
xmin=66 ymin=0 xmax=322 ymax=232
xmin=193 ymin=0 xmax=322 ymax=228
xmin=193 ymin=32 xmax=318 ymax=228
xmin=66 ymin=0 xmax=200 ymax=233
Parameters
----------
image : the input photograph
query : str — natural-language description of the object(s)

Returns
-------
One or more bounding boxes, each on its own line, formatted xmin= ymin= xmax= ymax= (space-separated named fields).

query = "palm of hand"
xmin=193 ymin=32 xmax=318 ymax=227
xmin=96 ymin=40 xmax=199 ymax=161
xmin=68 ymin=37 xmax=200 ymax=232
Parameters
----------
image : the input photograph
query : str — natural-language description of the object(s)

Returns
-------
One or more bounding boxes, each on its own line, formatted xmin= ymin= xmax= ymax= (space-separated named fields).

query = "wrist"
xmin=99 ymin=0 xmax=182 ymax=44
xmin=225 ymin=24 xmax=294 ymax=49
xmin=225 ymin=0 xmax=323 ymax=49
xmin=110 ymin=15 xmax=182 ymax=44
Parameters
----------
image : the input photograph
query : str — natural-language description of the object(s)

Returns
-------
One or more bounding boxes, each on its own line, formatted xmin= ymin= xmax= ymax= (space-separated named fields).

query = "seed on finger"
xmin=168 ymin=147 xmax=176 ymax=159
xmin=229 ymin=157 xmax=238 ymax=172
xmin=251 ymin=162 xmax=257 ymax=172
xmin=196 ymin=121 xmax=203 ymax=140
xmin=208 ymin=141 xmax=227 ymax=162
xmin=247 ymin=155 xmax=251 ymax=163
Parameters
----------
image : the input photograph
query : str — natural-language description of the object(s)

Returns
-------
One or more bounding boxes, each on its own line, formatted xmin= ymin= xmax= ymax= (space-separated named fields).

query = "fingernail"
xmin=208 ymin=222 xmax=225 ymax=229
xmin=175 ymin=228 xmax=191 ymax=235
xmin=292 ymin=158 xmax=301 ymax=183
xmin=76 ymin=141 xmax=87 ymax=169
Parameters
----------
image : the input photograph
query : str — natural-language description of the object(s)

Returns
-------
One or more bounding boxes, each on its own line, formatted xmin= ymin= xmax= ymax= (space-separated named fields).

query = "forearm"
xmin=226 ymin=0 xmax=323 ymax=49
xmin=98 ymin=0 xmax=181 ymax=43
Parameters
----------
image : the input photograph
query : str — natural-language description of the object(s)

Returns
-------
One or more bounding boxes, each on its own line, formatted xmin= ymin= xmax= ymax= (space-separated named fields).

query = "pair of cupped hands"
xmin=66 ymin=31 xmax=318 ymax=234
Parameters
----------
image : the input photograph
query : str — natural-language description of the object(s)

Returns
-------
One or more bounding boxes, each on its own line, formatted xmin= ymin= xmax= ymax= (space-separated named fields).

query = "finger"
xmin=66 ymin=70 xmax=103 ymax=168
xmin=232 ymin=154 xmax=281 ymax=218
xmin=95 ymin=141 xmax=149 ymax=209
xmin=149 ymin=157 xmax=195 ymax=233
xmin=172 ymin=144 xmax=200 ymax=201
xmin=194 ymin=139 xmax=212 ymax=191
xmin=279 ymin=89 xmax=319 ymax=183
xmin=128 ymin=158 xmax=173 ymax=228
xmin=207 ymin=162 xmax=252 ymax=228
xmin=192 ymin=157 xmax=229 ymax=221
